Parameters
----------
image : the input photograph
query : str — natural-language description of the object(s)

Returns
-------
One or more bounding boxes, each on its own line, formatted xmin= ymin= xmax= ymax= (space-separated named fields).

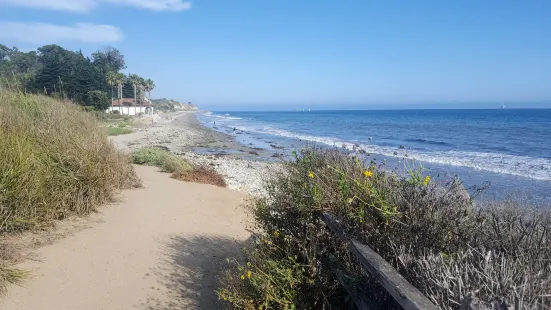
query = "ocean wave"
xmin=406 ymin=138 xmax=451 ymax=146
xmin=233 ymin=125 xmax=551 ymax=181
xmin=204 ymin=114 xmax=243 ymax=120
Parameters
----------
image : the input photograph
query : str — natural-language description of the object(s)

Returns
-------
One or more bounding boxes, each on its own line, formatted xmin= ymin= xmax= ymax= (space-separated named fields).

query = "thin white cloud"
xmin=0 ymin=0 xmax=97 ymax=12
xmin=106 ymin=0 xmax=192 ymax=11
xmin=0 ymin=0 xmax=191 ymax=12
xmin=0 ymin=22 xmax=123 ymax=44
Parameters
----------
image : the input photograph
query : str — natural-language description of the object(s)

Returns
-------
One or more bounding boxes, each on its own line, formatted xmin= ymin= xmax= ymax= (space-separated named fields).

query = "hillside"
xmin=151 ymin=98 xmax=198 ymax=112
xmin=0 ymin=90 xmax=139 ymax=291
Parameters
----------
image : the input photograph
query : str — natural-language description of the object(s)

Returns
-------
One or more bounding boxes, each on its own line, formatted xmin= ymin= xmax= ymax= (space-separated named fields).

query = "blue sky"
xmin=1 ymin=0 xmax=550 ymax=109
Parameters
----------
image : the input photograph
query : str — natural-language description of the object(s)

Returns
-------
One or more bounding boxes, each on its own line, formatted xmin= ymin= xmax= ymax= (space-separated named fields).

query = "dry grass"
xmin=172 ymin=166 xmax=227 ymax=187
xmin=0 ymin=90 xmax=141 ymax=291
xmin=0 ymin=265 xmax=26 ymax=293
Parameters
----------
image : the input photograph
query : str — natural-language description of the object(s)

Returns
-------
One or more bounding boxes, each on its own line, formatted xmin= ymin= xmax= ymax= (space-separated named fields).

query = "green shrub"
xmin=92 ymin=110 xmax=127 ymax=121
xmin=132 ymin=148 xmax=191 ymax=174
xmin=219 ymin=148 xmax=551 ymax=309
xmin=85 ymin=90 xmax=111 ymax=111
xmin=106 ymin=127 xmax=133 ymax=136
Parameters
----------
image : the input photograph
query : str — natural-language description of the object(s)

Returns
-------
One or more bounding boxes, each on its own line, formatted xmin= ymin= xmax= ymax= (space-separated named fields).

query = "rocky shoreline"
xmin=111 ymin=111 xmax=281 ymax=197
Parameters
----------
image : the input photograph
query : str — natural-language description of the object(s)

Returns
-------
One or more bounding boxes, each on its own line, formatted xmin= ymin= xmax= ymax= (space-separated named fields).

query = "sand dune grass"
xmin=0 ymin=91 xmax=140 ymax=291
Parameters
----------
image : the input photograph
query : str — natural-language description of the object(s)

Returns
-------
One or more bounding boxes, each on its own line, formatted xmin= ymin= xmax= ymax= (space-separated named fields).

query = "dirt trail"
xmin=0 ymin=165 xmax=250 ymax=310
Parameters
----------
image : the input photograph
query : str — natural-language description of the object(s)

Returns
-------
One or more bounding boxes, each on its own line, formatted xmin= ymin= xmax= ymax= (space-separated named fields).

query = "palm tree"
xmin=105 ymin=71 xmax=117 ymax=100
xmin=144 ymin=79 xmax=156 ymax=100
xmin=115 ymin=73 xmax=125 ymax=105
xmin=137 ymin=76 xmax=146 ymax=105
xmin=127 ymin=74 xmax=140 ymax=105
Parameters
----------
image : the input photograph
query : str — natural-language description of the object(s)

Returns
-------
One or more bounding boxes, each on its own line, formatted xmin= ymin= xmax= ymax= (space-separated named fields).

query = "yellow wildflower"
xmin=240 ymin=275 xmax=245 ymax=280
xmin=274 ymin=231 xmax=280 ymax=238
xmin=247 ymin=270 xmax=252 ymax=278
xmin=364 ymin=170 xmax=373 ymax=177
xmin=423 ymin=175 xmax=430 ymax=185
xmin=308 ymin=172 xmax=315 ymax=178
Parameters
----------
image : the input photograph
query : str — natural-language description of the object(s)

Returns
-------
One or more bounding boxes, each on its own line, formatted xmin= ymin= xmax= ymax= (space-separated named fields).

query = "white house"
xmin=106 ymin=98 xmax=154 ymax=116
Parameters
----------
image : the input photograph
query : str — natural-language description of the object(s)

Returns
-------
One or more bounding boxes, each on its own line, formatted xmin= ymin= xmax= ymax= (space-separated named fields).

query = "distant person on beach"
xmin=233 ymin=127 xmax=236 ymax=132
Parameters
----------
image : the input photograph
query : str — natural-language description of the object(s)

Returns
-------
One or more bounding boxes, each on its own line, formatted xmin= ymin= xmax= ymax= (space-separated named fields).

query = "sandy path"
xmin=0 ymin=165 xmax=250 ymax=310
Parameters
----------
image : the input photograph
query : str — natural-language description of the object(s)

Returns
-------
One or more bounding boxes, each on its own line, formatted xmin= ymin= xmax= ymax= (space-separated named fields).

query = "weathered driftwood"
xmin=320 ymin=212 xmax=439 ymax=310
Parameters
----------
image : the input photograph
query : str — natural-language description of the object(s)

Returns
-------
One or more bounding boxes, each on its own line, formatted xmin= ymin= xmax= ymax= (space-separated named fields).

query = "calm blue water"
xmin=198 ymin=110 xmax=551 ymax=203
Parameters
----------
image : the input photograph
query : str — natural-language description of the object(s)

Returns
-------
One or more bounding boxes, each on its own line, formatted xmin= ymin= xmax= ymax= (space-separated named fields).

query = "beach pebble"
xmin=113 ymin=112 xmax=281 ymax=197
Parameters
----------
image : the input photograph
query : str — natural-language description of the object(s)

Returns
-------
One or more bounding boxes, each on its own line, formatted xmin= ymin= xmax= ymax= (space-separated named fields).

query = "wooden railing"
xmin=320 ymin=212 xmax=439 ymax=310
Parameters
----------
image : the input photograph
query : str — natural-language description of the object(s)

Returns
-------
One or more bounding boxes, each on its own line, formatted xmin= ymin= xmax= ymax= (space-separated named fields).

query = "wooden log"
xmin=321 ymin=212 xmax=439 ymax=310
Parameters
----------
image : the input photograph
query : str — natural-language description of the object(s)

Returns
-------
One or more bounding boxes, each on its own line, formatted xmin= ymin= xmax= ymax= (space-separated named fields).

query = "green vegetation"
xmin=86 ymin=90 xmax=111 ymax=111
xmin=150 ymin=98 xmax=178 ymax=112
xmin=132 ymin=148 xmax=192 ymax=174
xmin=0 ymin=91 xmax=140 ymax=231
xmin=151 ymin=98 xmax=197 ymax=112
xmin=103 ymin=117 xmax=134 ymax=136
xmin=106 ymin=127 xmax=133 ymax=136
xmin=0 ymin=90 xmax=141 ymax=291
xmin=132 ymin=148 xmax=226 ymax=187
xmin=0 ymin=44 xmax=155 ymax=110
xmin=219 ymin=148 xmax=550 ymax=309
xmin=94 ymin=111 xmax=130 ymax=122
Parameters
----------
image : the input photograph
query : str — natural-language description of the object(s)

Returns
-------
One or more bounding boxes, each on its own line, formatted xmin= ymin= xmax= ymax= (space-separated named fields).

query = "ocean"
xmin=198 ymin=109 xmax=551 ymax=203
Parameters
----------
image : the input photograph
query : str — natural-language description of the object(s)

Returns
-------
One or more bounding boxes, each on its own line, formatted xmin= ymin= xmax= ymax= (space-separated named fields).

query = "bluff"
xmin=151 ymin=98 xmax=198 ymax=112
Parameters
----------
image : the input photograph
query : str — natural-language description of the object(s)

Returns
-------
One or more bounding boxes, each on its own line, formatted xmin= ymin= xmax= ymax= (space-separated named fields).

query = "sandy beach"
xmin=0 ymin=112 xmax=276 ymax=309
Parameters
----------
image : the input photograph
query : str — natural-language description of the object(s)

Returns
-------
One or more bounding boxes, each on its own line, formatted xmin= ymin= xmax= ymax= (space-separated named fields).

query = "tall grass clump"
xmin=219 ymin=148 xmax=551 ymax=309
xmin=132 ymin=147 xmax=226 ymax=187
xmin=0 ymin=91 xmax=140 ymax=232
xmin=132 ymin=147 xmax=191 ymax=174
xmin=106 ymin=126 xmax=133 ymax=136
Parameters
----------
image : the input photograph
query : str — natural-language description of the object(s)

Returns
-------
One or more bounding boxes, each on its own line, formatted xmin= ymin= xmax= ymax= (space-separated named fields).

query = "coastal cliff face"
xmin=151 ymin=98 xmax=198 ymax=112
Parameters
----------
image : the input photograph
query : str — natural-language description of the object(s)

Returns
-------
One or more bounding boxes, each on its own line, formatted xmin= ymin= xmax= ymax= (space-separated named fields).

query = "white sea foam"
xmin=210 ymin=115 xmax=243 ymax=120
xmin=198 ymin=112 xmax=551 ymax=181
xmin=232 ymin=124 xmax=551 ymax=181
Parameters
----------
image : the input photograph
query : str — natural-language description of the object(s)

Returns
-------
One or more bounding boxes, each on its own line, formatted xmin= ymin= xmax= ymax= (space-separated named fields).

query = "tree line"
xmin=0 ymin=44 xmax=155 ymax=111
